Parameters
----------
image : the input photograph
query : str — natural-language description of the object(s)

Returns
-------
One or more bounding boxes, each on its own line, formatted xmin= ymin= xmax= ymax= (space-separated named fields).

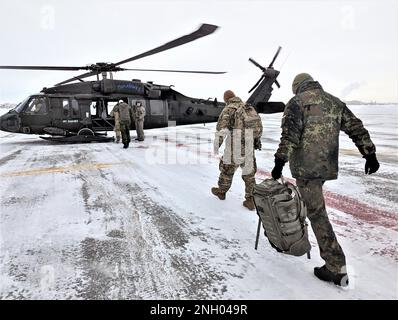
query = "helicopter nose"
xmin=0 ymin=115 xmax=6 ymax=131
xmin=0 ymin=113 xmax=18 ymax=133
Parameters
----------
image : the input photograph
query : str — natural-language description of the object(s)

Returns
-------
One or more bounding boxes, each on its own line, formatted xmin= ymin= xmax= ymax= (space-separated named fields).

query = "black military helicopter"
xmin=0 ymin=23 xmax=284 ymax=143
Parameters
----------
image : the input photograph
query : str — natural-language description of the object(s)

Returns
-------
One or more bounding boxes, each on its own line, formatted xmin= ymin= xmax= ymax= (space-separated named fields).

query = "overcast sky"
xmin=0 ymin=0 xmax=397 ymax=104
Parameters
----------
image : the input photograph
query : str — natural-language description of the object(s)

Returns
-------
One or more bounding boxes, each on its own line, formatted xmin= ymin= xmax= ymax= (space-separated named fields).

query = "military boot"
xmin=243 ymin=197 xmax=255 ymax=211
xmin=211 ymin=187 xmax=226 ymax=200
xmin=314 ymin=265 xmax=349 ymax=287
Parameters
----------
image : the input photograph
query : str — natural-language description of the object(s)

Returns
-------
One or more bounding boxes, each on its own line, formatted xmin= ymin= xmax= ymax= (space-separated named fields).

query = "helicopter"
xmin=0 ymin=23 xmax=284 ymax=143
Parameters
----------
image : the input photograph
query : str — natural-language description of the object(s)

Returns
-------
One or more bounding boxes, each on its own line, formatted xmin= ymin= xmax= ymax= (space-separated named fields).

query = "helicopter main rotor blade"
xmin=123 ymin=68 xmax=226 ymax=74
xmin=114 ymin=23 xmax=219 ymax=66
xmin=55 ymin=71 xmax=98 ymax=86
xmin=0 ymin=65 xmax=88 ymax=71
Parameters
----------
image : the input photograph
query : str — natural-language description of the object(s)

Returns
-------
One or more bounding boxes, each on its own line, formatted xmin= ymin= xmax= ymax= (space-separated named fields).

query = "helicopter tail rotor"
xmin=246 ymin=47 xmax=283 ymax=108
xmin=248 ymin=46 xmax=282 ymax=94
xmin=268 ymin=46 xmax=282 ymax=69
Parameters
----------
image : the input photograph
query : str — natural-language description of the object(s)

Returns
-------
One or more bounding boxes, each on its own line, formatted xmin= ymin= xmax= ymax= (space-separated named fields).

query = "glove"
xmin=254 ymin=138 xmax=262 ymax=151
xmin=271 ymin=157 xmax=286 ymax=180
xmin=364 ymin=153 xmax=380 ymax=174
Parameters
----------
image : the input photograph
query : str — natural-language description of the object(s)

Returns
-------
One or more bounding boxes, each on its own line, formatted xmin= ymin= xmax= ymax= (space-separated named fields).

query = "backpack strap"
xmin=286 ymin=182 xmax=307 ymax=222
xmin=224 ymin=104 xmax=239 ymax=129
xmin=271 ymin=194 xmax=291 ymax=207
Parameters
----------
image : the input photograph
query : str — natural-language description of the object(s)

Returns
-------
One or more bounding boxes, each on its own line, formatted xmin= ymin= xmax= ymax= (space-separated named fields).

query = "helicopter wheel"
xmin=77 ymin=128 xmax=95 ymax=136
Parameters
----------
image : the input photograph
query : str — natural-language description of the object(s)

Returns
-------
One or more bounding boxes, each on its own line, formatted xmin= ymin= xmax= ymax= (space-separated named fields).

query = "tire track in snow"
xmin=70 ymin=147 xmax=227 ymax=299
xmin=0 ymin=147 xmax=81 ymax=299
xmin=0 ymin=149 xmax=22 ymax=166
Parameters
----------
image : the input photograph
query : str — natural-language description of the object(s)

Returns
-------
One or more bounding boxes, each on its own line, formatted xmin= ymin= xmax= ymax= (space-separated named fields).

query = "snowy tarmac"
xmin=0 ymin=105 xmax=397 ymax=299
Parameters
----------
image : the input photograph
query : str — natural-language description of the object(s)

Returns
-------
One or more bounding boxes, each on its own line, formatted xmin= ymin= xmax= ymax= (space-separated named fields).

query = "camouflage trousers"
xmin=120 ymin=121 xmax=131 ymax=145
xmin=114 ymin=129 xmax=121 ymax=143
xmin=217 ymin=157 xmax=257 ymax=200
xmin=135 ymin=119 xmax=145 ymax=141
xmin=296 ymin=179 xmax=346 ymax=273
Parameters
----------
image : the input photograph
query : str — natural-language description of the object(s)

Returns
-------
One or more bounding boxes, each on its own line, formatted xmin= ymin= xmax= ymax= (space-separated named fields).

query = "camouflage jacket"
xmin=113 ymin=102 xmax=133 ymax=123
xmin=134 ymin=105 xmax=146 ymax=121
xmin=275 ymin=81 xmax=376 ymax=180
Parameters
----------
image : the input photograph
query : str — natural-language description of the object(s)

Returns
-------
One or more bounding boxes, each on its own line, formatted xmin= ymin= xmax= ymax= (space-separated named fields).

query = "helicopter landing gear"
xmin=40 ymin=128 xmax=114 ymax=143
xmin=40 ymin=135 xmax=114 ymax=143
xmin=77 ymin=128 xmax=95 ymax=136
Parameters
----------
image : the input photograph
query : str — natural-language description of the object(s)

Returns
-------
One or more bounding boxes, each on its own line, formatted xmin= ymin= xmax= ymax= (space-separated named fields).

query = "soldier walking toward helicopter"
xmin=271 ymin=73 xmax=380 ymax=286
xmin=113 ymin=99 xmax=133 ymax=148
xmin=110 ymin=105 xmax=122 ymax=143
xmin=211 ymin=90 xmax=263 ymax=211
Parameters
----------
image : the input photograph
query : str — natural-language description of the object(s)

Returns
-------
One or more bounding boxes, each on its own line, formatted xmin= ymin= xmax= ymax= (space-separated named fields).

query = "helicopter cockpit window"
xmin=25 ymin=97 xmax=47 ymax=114
xmin=14 ymin=97 xmax=30 ymax=113
xmin=62 ymin=99 xmax=70 ymax=116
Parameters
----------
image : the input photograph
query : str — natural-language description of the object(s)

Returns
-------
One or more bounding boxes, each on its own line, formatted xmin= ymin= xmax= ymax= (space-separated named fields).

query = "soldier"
xmin=211 ymin=90 xmax=263 ymax=211
xmin=271 ymin=73 xmax=380 ymax=286
xmin=113 ymin=99 xmax=133 ymax=148
xmin=133 ymin=101 xmax=146 ymax=141
xmin=110 ymin=106 xmax=121 ymax=143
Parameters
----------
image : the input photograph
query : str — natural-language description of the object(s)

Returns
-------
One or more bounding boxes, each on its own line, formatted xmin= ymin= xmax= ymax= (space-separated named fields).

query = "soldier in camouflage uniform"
xmin=133 ymin=101 xmax=146 ymax=141
xmin=211 ymin=90 xmax=263 ymax=211
xmin=271 ymin=73 xmax=380 ymax=286
xmin=110 ymin=106 xmax=121 ymax=143
xmin=113 ymin=100 xmax=133 ymax=148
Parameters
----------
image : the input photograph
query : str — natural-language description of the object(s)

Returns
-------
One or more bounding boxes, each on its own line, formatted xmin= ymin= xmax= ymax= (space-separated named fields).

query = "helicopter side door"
xmin=147 ymin=99 xmax=168 ymax=129
xmin=51 ymin=97 xmax=82 ymax=132
xmin=20 ymin=96 xmax=51 ymax=134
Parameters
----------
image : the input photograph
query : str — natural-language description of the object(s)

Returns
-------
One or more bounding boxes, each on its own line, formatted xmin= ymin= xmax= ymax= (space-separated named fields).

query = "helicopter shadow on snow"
xmin=1 ymin=138 xmax=81 ymax=147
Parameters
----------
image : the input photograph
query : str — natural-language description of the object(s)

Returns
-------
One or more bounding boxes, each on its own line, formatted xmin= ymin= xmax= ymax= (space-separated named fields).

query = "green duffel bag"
xmin=253 ymin=178 xmax=311 ymax=258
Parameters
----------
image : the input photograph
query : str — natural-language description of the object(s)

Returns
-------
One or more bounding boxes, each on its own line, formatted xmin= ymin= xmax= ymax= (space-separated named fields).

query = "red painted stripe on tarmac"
xmin=256 ymin=169 xmax=398 ymax=231
xmin=159 ymin=137 xmax=398 ymax=231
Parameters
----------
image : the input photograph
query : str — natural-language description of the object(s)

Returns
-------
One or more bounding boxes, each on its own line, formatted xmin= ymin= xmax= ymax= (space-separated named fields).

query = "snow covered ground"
xmin=0 ymin=105 xmax=397 ymax=300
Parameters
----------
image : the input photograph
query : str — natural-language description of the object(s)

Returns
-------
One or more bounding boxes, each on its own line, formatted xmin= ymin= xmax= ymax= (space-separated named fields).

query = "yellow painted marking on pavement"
xmin=0 ymin=162 xmax=127 ymax=178
xmin=339 ymin=149 xmax=361 ymax=156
